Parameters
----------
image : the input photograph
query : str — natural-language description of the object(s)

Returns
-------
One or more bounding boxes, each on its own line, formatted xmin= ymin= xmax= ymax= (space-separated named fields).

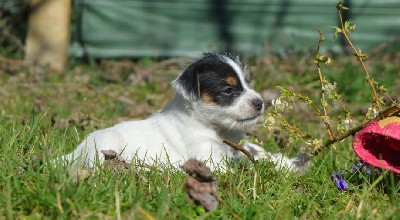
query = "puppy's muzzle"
xmin=252 ymin=98 xmax=264 ymax=112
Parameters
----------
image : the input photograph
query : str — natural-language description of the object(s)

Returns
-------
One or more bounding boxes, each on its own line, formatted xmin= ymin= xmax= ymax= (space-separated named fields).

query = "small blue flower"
xmin=331 ymin=171 xmax=348 ymax=191
xmin=351 ymin=161 xmax=381 ymax=175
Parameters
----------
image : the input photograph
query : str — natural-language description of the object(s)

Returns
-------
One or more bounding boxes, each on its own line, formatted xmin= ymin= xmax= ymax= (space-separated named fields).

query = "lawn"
xmin=0 ymin=52 xmax=399 ymax=219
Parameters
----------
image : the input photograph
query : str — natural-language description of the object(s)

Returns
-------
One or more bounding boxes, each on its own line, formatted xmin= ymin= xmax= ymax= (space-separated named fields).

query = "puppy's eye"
xmin=221 ymin=87 xmax=234 ymax=96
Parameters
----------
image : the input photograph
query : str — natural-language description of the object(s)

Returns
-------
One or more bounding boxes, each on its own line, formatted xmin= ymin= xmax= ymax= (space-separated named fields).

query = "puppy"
xmin=60 ymin=53 xmax=310 ymax=172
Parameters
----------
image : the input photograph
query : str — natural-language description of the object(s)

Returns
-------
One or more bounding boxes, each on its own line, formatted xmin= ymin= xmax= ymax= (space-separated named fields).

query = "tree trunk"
xmin=25 ymin=0 xmax=71 ymax=72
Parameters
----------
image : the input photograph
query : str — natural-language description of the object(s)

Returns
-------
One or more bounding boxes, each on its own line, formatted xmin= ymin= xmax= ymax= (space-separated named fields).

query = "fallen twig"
xmin=222 ymin=139 xmax=255 ymax=164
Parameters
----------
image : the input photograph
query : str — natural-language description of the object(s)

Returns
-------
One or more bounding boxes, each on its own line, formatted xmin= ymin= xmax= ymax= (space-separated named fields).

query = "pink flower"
xmin=353 ymin=116 xmax=400 ymax=174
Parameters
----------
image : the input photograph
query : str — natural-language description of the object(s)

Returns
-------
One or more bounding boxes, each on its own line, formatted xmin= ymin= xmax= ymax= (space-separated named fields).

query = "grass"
xmin=0 ymin=53 xmax=399 ymax=219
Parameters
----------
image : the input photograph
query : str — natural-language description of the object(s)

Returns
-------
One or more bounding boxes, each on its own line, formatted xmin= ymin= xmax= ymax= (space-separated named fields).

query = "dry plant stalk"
xmin=315 ymin=29 xmax=335 ymax=140
xmin=336 ymin=1 xmax=381 ymax=110
xmin=271 ymin=1 xmax=395 ymax=157
xmin=306 ymin=1 xmax=395 ymax=155
xmin=311 ymin=104 xmax=400 ymax=156
xmin=222 ymin=139 xmax=255 ymax=164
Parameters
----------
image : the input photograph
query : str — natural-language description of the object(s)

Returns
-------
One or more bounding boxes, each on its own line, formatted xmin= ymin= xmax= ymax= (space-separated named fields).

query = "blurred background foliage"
xmin=1 ymin=0 xmax=400 ymax=60
xmin=0 ymin=0 xmax=28 ymax=58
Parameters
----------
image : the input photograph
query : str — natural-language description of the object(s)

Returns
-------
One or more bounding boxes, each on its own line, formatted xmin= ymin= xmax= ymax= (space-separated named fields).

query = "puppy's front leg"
xmin=243 ymin=141 xmax=310 ymax=173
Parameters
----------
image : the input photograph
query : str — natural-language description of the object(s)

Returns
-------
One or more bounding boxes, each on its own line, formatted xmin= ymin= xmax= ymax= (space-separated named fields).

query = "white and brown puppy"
xmin=61 ymin=53 xmax=309 ymax=172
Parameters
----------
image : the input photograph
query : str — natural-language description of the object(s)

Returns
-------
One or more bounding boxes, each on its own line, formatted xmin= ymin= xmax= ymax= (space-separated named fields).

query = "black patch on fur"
xmin=175 ymin=53 xmax=248 ymax=106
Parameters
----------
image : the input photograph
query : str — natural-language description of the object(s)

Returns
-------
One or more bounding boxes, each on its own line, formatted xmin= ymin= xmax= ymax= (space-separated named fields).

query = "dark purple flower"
xmin=331 ymin=171 xmax=348 ymax=191
xmin=351 ymin=161 xmax=381 ymax=175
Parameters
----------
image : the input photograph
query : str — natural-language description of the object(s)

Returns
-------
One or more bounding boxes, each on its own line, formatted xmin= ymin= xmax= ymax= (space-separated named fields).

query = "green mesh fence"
xmin=69 ymin=0 xmax=400 ymax=58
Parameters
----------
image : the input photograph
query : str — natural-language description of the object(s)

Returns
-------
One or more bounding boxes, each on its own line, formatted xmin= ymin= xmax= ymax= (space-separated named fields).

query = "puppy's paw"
xmin=290 ymin=151 xmax=311 ymax=174
xmin=252 ymin=150 xmax=273 ymax=161
xmin=255 ymin=151 xmax=311 ymax=174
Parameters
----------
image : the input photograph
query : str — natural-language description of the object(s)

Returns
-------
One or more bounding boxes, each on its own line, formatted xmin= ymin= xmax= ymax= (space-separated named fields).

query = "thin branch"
xmin=311 ymin=104 xmax=400 ymax=156
xmin=336 ymin=4 xmax=381 ymax=110
xmin=316 ymin=64 xmax=335 ymax=139
xmin=314 ymin=29 xmax=335 ymax=140
xmin=222 ymin=139 xmax=255 ymax=164
xmin=289 ymin=91 xmax=337 ymax=139
xmin=274 ymin=113 xmax=312 ymax=140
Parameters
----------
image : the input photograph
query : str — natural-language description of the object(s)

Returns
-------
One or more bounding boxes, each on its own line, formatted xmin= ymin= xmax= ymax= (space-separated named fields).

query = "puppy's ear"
xmin=172 ymin=65 xmax=200 ymax=101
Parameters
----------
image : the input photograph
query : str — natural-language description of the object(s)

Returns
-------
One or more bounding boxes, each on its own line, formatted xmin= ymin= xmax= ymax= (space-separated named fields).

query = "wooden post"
xmin=25 ymin=0 xmax=71 ymax=72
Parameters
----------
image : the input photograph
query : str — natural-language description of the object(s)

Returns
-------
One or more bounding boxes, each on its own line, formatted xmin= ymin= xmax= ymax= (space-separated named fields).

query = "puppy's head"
xmin=173 ymin=53 xmax=264 ymax=130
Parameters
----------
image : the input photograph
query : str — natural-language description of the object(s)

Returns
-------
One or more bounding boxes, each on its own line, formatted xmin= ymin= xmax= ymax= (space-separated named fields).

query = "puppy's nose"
xmin=252 ymin=99 xmax=264 ymax=111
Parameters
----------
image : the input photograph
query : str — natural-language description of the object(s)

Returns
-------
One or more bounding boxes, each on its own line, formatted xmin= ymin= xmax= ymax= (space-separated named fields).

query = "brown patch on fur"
xmin=226 ymin=75 xmax=238 ymax=86
xmin=201 ymin=92 xmax=215 ymax=104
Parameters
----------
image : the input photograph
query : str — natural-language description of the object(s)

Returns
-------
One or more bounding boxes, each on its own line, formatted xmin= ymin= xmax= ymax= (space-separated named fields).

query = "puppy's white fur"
xmin=61 ymin=53 xmax=309 ymax=172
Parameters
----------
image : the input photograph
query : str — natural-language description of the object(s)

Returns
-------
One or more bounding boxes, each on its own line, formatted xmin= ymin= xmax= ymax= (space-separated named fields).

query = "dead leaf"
xmin=181 ymin=159 xmax=219 ymax=211
xmin=99 ymin=150 xmax=152 ymax=182
xmin=101 ymin=149 xmax=125 ymax=161
xmin=181 ymin=159 xmax=214 ymax=182
xmin=185 ymin=176 xmax=219 ymax=211
xmin=101 ymin=149 xmax=130 ymax=174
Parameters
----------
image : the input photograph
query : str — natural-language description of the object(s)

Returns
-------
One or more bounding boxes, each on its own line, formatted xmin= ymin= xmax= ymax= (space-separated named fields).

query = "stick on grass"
xmin=222 ymin=139 xmax=256 ymax=164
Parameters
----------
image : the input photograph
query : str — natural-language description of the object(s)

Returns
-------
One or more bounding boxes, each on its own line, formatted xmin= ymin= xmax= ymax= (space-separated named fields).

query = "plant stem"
xmin=316 ymin=65 xmax=335 ymax=140
xmin=291 ymin=91 xmax=336 ymax=140
xmin=311 ymin=104 xmax=400 ymax=156
xmin=337 ymin=6 xmax=381 ymax=111
xmin=274 ymin=113 xmax=311 ymax=140
xmin=222 ymin=139 xmax=255 ymax=164
xmin=314 ymin=30 xmax=335 ymax=140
